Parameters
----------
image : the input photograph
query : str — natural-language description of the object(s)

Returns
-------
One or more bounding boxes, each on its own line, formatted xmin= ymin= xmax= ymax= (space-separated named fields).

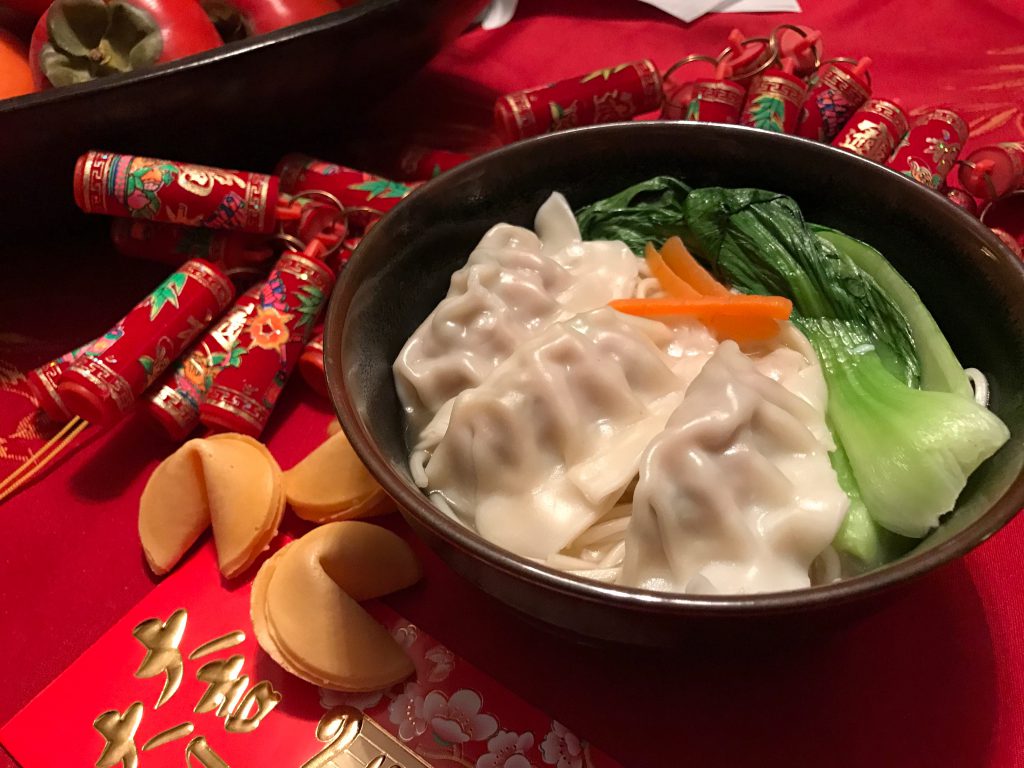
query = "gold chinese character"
xmin=194 ymin=655 xmax=249 ymax=717
xmin=303 ymin=707 xmax=429 ymax=768
xmin=93 ymin=701 xmax=144 ymax=768
xmin=194 ymin=654 xmax=282 ymax=732
xmin=184 ymin=736 xmax=230 ymax=768
xmin=132 ymin=609 xmax=187 ymax=709
xmin=141 ymin=722 xmax=195 ymax=751
xmin=188 ymin=630 xmax=245 ymax=661
xmin=225 ymin=681 xmax=282 ymax=734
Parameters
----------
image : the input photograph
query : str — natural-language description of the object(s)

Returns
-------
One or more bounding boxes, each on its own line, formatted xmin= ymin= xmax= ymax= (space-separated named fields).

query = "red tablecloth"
xmin=2 ymin=1 xmax=1024 ymax=766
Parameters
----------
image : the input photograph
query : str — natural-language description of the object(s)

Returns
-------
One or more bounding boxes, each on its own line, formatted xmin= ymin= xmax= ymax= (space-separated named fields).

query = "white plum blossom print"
xmin=540 ymin=721 xmax=584 ymax=768
xmin=388 ymin=682 xmax=428 ymax=742
xmin=394 ymin=624 xmax=418 ymax=650
xmin=319 ymin=686 xmax=385 ymax=712
xmin=423 ymin=689 xmax=498 ymax=744
xmin=425 ymin=645 xmax=455 ymax=682
xmin=476 ymin=729 xmax=535 ymax=768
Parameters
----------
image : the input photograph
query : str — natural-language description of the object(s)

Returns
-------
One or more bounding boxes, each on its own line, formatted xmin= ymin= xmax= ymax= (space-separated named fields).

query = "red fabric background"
xmin=2 ymin=0 xmax=1023 ymax=765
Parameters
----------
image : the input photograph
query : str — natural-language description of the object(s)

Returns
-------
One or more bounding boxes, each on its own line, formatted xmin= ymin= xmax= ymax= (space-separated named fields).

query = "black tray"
xmin=0 ymin=0 xmax=486 ymax=237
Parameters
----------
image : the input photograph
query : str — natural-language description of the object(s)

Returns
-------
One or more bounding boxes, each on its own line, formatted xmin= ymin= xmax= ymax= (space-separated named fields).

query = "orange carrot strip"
xmin=660 ymin=236 xmax=729 ymax=296
xmin=610 ymin=295 xmax=793 ymax=320
xmin=707 ymin=316 xmax=782 ymax=343
xmin=644 ymin=242 xmax=701 ymax=298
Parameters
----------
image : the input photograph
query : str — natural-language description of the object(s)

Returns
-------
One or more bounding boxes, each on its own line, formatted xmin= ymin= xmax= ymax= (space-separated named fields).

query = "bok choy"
xmin=577 ymin=179 xmax=1010 ymax=562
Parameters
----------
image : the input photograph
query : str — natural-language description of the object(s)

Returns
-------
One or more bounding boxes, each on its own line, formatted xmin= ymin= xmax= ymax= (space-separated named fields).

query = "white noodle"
xmin=965 ymin=367 xmax=990 ymax=407
xmin=572 ymin=517 xmax=631 ymax=549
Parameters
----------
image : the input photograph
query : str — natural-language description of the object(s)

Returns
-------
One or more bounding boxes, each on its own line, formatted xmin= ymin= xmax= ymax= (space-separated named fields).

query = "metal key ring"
xmin=771 ymin=23 xmax=822 ymax=72
xmin=663 ymin=54 xmax=720 ymax=83
xmin=273 ymin=232 xmax=308 ymax=253
xmin=716 ymin=35 xmax=773 ymax=79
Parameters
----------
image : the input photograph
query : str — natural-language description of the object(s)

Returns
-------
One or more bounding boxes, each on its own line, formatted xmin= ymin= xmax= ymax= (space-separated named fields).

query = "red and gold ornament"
xmin=683 ymin=61 xmax=746 ymax=125
xmin=886 ymin=108 xmax=968 ymax=189
xmin=493 ymin=60 xmax=663 ymax=143
xmin=200 ymin=251 xmax=335 ymax=437
xmin=57 ymin=259 xmax=235 ymax=425
xmin=958 ymin=142 xmax=1024 ymax=201
xmin=276 ymin=155 xmax=418 ymax=215
xmin=943 ymin=187 xmax=979 ymax=217
xmin=75 ymin=151 xmax=283 ymax=233
xmin=145 ymin=285 xmax=261 ymax=440
xmin=832 ymin=98 xmax=909 ymax=162
xmin=719 ymin=30 xmax=773 ymax=82
xmin=796 ymin=57 xmax=871 ymax=143
xmin=23 ymin=340 xmax=98 ymax=423
xmin=740 ymin=59 xmax=807 ymax=134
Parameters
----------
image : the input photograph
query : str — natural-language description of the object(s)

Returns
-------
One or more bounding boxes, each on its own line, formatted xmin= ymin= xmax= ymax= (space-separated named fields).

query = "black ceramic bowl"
xmin=325 ymin=122 xmax=1024 ymax=646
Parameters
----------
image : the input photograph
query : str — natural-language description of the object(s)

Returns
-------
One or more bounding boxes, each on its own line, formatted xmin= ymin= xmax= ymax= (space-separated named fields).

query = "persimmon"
xmin=0 ymin=27 xmax=33 ymax=100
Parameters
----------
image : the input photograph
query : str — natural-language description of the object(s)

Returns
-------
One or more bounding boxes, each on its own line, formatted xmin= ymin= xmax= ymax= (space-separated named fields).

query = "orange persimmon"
xmin=0 ymin=28 xmax=33 ymax=100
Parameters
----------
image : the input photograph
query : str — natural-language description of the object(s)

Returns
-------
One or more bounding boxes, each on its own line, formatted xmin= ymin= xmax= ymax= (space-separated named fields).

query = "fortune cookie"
xmin=139 ymin=433 xmax=284 ymax=579
xmin=284 ymin=429 xmax=390 ymax=523
xmin=251 ymin=521 xmax=421 ymax=692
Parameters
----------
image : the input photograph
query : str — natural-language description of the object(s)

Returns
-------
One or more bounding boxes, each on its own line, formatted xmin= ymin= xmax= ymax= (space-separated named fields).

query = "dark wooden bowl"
xmin=325 ymin=122 xmax=1024 ymax=646
xmin=0 ymin=0 xmax=486 ymax=237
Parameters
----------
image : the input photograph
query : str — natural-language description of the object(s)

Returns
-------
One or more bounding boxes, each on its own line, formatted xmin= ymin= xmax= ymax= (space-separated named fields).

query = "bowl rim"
xmin=326 ymin=121 xmax=1024 ymax=616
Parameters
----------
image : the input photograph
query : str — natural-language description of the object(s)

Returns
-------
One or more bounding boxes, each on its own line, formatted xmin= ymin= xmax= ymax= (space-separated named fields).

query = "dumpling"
xmin=418 ymin=308 xmax=689 ymax=560
xmin=393 ymin=193 xmax=639 ymax=431
xmin=620 ymin=340 xmax=849 ymax=595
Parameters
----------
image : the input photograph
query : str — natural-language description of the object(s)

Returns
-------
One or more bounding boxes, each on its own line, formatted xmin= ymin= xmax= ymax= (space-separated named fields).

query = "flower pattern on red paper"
xmin=540 ymin=722 xmax=584 ymax=768
xmin=423 ymin=689 xmax=498 ymax=745
xmin=478 ymin=730 xmax=535 ymax=768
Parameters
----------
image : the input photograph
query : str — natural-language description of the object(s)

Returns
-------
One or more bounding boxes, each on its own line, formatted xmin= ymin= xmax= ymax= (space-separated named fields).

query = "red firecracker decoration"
xmin=832 ymin=98 xmax=909 ymax=162
xmin=57 ymin=260 xmax=235 ymax=425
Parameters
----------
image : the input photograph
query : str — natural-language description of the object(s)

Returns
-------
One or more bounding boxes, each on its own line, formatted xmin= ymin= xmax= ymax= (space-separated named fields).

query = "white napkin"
xmin=638 ymin=0 xmax=801 ymax=23
xmin=475 ymin=0 xmax=801 ymax=29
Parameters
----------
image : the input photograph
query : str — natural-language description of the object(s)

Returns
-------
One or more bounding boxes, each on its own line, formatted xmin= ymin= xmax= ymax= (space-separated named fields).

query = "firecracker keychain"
xmin=832 ymin=98 xmax=909 ymax=161
xmin=74 ymin=151 xmax=305 ymax=232
xmin=298 ymin=329 xmax=327 ymax=397
xmin=660 ymin=55 xmax=717 ymax=120
xmin=200 ymin=243 xmax=336 ymax=438
xmin=662 ymin=55 xmax=747 ymax=124
xmin=276 ymin=155 xmax=419 ymax=214
xmin=886 ymin=107 xmax=968 ymax=188
xmin=740 ymin=57 xmax=808 ymax=134
xmin=796 ymin=57 xmax=872 ymax=142
xmin=493 ymin=60 xmax=663 ymax=143
xmin=944 ymin=187 xmax=979 ymax=216
xmin=958 ymin=142 xmax=1024 ymax=201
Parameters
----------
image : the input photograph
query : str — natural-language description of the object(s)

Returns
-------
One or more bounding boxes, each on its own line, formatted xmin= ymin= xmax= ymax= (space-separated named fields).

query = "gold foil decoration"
xmin=224 ymin=681 xmax=282 ymax=734
xmin=184 ymin=736 xmax=230 ymax=768
xmin=141 ymin=722 xmax=195 ymax=751
xmin=188 ymin=630 xmax=246 ymax=660
xmin=93 ymin=701 xmax=144 ymax=768
xmin=132 ymin=609 xmax=188 ymax=709
xmin=302 ymin=706 xmax=431 ymax=768
xmin=194 ymin=655 xmax=248 ymax=717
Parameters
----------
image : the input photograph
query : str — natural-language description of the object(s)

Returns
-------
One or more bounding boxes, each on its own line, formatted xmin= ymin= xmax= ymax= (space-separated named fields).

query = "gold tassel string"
xmin=0 ymin=417 xmax=89 ymax=504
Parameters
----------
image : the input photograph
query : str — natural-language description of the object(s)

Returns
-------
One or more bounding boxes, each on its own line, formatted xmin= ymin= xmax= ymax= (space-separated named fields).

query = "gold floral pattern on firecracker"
xmin=934 ymin=45 xmax=1024 ymax=137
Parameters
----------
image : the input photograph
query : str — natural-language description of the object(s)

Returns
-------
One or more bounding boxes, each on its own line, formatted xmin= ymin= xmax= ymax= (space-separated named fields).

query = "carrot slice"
xmin=644 ymin=243 xmax=700 ymax=298
xmin=706 ymin=316 xmax=782 ymax=342
xmin=610 ymin=295 xmax=793 ymax=320
xmin=660 ymin=236 xmax=729 ymax=296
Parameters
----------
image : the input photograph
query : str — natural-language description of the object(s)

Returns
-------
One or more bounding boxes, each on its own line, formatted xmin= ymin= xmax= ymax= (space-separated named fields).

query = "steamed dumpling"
xmin=419 ymin=308 xmax=690 ymax=560
xmin=393 ymin=193 xmax=640 ymax=431
xmin=620 ymin=340 xmax=849 ymax=594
